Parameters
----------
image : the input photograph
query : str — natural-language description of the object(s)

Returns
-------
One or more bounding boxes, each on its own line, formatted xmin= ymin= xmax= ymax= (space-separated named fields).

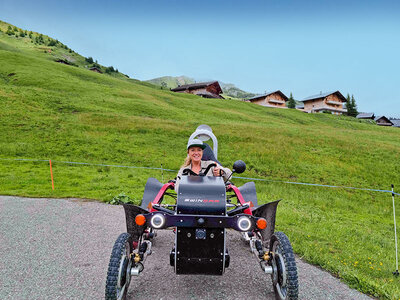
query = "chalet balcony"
xmin=261 ymin=104 xmax=288 ymax=108
xmin=268 ymin=99 xmax=286 ymax=104
xmin=326 ymin=100 xmax=344 ymax=106
xmin=311 ymin=107 xmax=347 ymax=114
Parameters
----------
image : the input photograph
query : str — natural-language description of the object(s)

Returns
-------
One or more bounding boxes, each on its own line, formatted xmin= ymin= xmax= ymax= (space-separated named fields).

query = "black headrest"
xmin=202 ymin=143 xmax=221 ymax=165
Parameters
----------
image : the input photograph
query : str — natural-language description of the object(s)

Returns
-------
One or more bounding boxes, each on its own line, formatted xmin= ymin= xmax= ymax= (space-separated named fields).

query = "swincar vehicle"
xmin=105 ymin=125 xmax=298 ymax=300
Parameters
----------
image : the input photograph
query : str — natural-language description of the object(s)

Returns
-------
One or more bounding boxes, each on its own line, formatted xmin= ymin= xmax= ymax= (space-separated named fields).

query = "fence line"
xmin=1 ymin=157 xmax=399 ymax=196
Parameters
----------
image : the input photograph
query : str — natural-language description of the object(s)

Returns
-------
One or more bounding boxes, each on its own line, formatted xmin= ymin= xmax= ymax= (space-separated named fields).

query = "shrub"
xmin=105 ymin=66 xmax=115 ymax=74
xmin=85 ymin=57 xmax=94 ymax=64
xmin=108 ymin=192 xmax=134 ymax=205
xmin=35 ymin=34 xmax=44 ymax=44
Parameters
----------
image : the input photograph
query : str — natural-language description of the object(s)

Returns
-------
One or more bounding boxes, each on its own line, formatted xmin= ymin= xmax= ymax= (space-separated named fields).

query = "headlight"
xmin=237 ymin=216 xmax=252 ymax=232
xmin=150 ymin=214 xmax=165 ymax=229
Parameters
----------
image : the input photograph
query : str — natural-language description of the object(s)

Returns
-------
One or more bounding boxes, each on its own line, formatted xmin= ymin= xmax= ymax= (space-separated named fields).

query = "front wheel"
xmin=270 ymin=231 xmax=298 ymax=300
xmin=105 ymin=233 xmax=132 ymax=300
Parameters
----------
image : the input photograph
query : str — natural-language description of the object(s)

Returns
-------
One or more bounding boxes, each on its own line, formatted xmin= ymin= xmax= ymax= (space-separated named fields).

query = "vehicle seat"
xmin=140 ymin=177 xmax=164 ymax=210
xmin=202 ymin=143 xmax=221 ymax=165
xmin=238 ymin=181 xmax=258 ymax=207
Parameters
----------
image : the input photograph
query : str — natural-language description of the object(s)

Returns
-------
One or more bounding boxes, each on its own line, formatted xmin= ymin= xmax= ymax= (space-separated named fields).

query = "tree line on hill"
xmin=85 ymin=57 xmax=118 ymax=74
xmin=1 ymin=23 xmax=121 ymax=77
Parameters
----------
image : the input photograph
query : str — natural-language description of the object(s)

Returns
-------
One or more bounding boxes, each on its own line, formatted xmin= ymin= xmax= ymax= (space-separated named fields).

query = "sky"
xmin=1 ymin=0 xmax=400 ymax=117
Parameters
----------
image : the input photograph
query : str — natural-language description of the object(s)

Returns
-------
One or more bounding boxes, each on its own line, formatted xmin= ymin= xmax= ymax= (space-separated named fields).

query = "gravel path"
xmin=0 ymin=196 xmax=373 ymax=300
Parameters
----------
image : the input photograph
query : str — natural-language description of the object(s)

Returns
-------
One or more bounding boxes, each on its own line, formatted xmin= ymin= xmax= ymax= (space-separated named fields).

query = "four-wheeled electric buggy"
xmin=105 ymin=125 xmax=298 ymax=300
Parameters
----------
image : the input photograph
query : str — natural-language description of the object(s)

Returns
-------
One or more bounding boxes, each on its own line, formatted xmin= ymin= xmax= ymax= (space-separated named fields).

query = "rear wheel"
xmin=270 ymin=231 xmax=298 ymax=300
xmin=105 ymin=233 xmax=132 ymax=300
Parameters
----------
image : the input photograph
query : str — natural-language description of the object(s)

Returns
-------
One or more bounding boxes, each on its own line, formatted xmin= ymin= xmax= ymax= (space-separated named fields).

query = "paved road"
xmin=0 ymin=196 xmax=373 ymax=300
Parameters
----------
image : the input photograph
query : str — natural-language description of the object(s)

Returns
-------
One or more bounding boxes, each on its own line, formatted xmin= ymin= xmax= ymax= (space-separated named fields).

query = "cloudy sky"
xmin=1 ymin=0 xmax=400 ymax=117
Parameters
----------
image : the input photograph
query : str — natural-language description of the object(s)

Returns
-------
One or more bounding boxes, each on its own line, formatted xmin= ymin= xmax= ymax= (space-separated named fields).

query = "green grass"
xmin=1 ymin=21 xmax=400 ymax=299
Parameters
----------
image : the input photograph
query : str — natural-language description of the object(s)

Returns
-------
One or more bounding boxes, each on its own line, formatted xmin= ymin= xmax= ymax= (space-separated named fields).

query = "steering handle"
xmin=182 ymin=168 xmax=199 ymax=176
xmin=200 ymin=163 xmax=217 ymax=176
xmin=182 ymin=163 xmax=217 ymax=177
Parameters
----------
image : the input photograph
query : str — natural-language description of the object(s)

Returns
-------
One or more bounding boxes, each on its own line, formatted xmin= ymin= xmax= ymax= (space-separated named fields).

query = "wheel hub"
xmin=116 ymin=243 xmax=132 ymax=300
xmin=271 ymin=243 xmax=288 ymax=300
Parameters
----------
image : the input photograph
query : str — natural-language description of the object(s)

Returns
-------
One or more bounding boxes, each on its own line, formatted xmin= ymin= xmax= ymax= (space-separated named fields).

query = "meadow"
xmin=1 ymin=22 xmax=400 ymax=298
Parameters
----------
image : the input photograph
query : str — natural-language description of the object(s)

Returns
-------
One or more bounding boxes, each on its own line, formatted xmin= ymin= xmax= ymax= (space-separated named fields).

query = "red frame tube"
xmin=226 ymin=184 xmax=253 ymax=216
xmin=150 ymin=182 xmax=175 ymax=212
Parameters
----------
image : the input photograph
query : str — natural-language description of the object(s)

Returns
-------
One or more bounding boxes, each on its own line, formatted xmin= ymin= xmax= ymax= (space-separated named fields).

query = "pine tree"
xmin=6 ymin=25 xmax=14 ymax=36
xmin=349 ymin=94 xmax=358 ymax=117
xmin=287 ymin=92 xmax=296 ymax=109
xmin=346 ymin=93 xmax=353 ymax=116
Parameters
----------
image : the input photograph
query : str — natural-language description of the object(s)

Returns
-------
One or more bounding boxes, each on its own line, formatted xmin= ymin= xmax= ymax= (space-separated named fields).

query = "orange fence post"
xmin=49 ymin=159 xmax=55 ymax=190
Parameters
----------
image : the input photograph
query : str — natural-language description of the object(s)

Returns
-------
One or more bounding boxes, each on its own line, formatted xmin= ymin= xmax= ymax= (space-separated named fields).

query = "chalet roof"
xmin=89 ymin=67 xmax=103 ymax=73
xmin=390 ymin=119 xmax=400 ymax=127
xmin=356 ymin=113 xmax=375 ymax=119
xmin=55 ymin=59 xmax=72 ymax=65
xmin=171 ymin=81 xmax=221 ymax=93
xmin=302 ymin=91 xmax=347 ymax=102
xmin=374 ymin=116 xmax=393 ymax=125
xmin=246 ymin=90 xmax=288 ymax=102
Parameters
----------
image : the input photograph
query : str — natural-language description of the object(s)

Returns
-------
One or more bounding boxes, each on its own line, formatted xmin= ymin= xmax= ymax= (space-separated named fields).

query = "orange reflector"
xmin=256 ymin=218 xmax=267 ymax=230
xmin=135 ymin=214 xmax=146 ymax=226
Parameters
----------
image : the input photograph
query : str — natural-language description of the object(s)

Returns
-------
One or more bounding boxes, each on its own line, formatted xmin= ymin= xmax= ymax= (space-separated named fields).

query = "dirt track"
xmin=0 ymin=196 xmax=372 ymax=300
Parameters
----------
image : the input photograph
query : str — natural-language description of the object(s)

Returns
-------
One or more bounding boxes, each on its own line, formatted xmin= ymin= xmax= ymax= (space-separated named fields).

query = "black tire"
xmin=105 ymin=233 xmax=132 ymax=300
xmin=270 ymin=231 xmax=298 ymax=300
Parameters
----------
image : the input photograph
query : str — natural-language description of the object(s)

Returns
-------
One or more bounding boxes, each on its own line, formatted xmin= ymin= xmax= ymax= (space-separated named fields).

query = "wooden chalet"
xmin=356 ymin=113 xmax=375 ymax=119
xmin=170 ymin=81 xmax=223 ymax=99
xmin=374 ymin=116 xmax=393 ymax=126
xmin=89 ymin=67 xmax=103 ymax=74
xmin=245 ymin=90 xmax=288 ymax=108
xmin=302 ymin=91 xmax=347 ymax=115
xmin=55 ymin=59 xmax=72 ymax=65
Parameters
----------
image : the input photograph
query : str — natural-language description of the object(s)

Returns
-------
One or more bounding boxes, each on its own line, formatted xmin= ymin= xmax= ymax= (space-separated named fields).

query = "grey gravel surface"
xmin=0 ymin=196 xmax=373 ymax=300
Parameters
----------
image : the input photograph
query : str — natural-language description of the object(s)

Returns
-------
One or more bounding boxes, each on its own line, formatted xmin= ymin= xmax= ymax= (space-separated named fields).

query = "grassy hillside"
xmin=1 ymin=21 xmax=400 ymax=298
xmin=146 ymin=75 xmax=256 ymax=99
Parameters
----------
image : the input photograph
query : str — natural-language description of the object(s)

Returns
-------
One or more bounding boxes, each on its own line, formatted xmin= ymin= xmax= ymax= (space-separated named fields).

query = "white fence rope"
xmin=1 ymin=157 xmax=399 ymax=196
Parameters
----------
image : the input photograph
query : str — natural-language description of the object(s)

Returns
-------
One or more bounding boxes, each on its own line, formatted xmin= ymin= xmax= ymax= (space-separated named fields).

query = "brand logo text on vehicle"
xmin=184 ymin=198 xmax=220 ymax=203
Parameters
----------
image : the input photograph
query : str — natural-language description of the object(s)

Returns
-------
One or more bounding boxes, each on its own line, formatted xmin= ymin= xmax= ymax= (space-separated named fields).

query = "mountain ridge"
xmin=145 ymin=75 xmax=256 ymax=99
